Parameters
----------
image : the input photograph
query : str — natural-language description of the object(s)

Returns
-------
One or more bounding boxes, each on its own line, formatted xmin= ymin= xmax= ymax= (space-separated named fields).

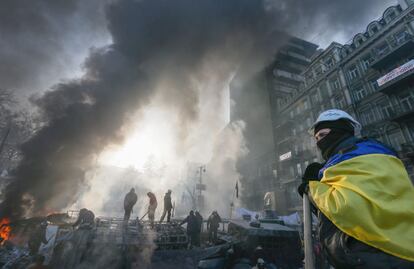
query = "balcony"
xmin=273 ymin=69 xmax=304 ymax=86
xmin=401 ymin=142 xmax=414 ymax=159
xmin=292 ymin=149 xmax=316 ymax=160
xmin=279 ymin=177 xmax=298 ymax=185
xmin=389 ymin=105 xmax=414 ymax=122
xmin=371 ymin=35 xmax=414 ymax=70
xmin=277 ymin=136 xmax=294 ymax=146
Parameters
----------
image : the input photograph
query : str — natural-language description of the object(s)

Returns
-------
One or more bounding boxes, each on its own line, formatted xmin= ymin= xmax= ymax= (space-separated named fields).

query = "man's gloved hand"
xmin=298 ymin=162 xmax=324 ymax=197
xmin=302 ymin=162 xmax=324 ymax=182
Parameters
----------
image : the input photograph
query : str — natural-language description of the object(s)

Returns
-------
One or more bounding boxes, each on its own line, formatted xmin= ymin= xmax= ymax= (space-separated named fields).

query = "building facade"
xmin=271 ymin=1 xmax=414 ymax=214
xmin=229 ymin=36 xmax=317 ymax=211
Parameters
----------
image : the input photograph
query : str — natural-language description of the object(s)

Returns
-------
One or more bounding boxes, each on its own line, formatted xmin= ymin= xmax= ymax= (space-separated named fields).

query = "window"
xmin=334 ymin=94 xmax=347 ymax=109
xmin=354 ymin=86 xmax=367 ymax=102
xmin=378 ymin=101 xmax=394 ymax=119
xmin=294 ymin=145 xmax=299 ymax=154
xmin=320 ymin=84 xmax=330 ymax=99
xmin=376 ymin=42 xmax=390 ymax=56
xmin=292 ymin=128 xmax=297 ymax=136
xmin=306 ymin=72 xmax=314 ymax=83
xmin=315 ymin=66 xmax=323 ymax=76
xmin=306 ymin=118 xmax=312 ymax=128
xmin=311 ymin=92 xmax=319 ymax=104
xmin=348 ymin=65 xmax=359 ymax=80
xmin=370 ymin=80 xmax=379 ymax=91
xmin=325 ymin=58 xmax=335 ymax=68
xmin=289 ymin=167 xmax=295 ymax=178
xmin=399 ymin=93 xmax=414 ymax=112
xmin=388 ymin=131 xmax=404 ymax=151
xmin=388 ymin=11 xmax=397 ymax=21
xmin=360 ymin=108 xmax=376 ymax=125
xmin=395 ymin=30 xmax=409 ymax=44
xmin=296 ymin=163 xmax=302 ymax=176
xmin=371 ymin=25 xmax=379 ymax=34
xmin=330 ymin=78 xmax=341 ymax=91
xmin=361 ymin=54 xmax=374 ymax=70
xmin=290 ymin=110 xmax=294 ymax=119
xmin=304 ymin=100 xmax=309 ymax=110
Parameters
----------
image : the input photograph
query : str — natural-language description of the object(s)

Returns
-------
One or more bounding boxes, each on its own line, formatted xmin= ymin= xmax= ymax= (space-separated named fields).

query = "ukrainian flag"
xmin=309 ymin=140 xmax=414 ymax=262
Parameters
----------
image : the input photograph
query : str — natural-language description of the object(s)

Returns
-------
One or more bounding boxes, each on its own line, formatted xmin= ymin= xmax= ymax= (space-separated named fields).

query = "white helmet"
xmin=309 ymin=109 xmax=361 ymax=135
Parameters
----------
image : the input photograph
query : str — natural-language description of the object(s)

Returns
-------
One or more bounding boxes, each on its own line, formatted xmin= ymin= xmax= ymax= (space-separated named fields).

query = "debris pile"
xmin=0 ymin=242 xmax=31 ymax=269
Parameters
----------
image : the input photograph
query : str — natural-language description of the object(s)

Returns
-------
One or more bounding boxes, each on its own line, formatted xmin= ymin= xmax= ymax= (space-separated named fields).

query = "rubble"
xmin=0 ymin=212 xmax=304 ymax=268
xmin=0 ymin=242 xmax=31 ymax=269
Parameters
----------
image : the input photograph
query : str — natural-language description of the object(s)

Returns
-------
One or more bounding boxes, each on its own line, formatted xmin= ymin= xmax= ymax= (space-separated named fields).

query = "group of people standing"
xmin=123 ymin=187 xmax=224 ymax=247
xmin=123 ymin=188 xmax=173 ymax=228
xmin=179 ymin=210 xmax=222 ymax=248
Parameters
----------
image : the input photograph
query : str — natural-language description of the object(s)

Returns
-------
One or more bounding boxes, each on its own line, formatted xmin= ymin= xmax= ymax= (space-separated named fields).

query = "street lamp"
xmin=196 ymin=165 xmax=206 ymax=211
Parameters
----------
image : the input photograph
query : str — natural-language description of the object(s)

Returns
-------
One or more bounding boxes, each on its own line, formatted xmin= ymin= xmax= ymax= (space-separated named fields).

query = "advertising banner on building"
xmin=377 ymin=59 xmax=414 ymax=87
xmin=279 ymin=151 xmax=292 ymax=161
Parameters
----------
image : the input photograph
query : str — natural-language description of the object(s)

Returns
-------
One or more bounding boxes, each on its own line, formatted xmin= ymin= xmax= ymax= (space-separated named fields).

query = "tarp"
xmin=234 ymin=208 xmax=260 ymax=220
xmin=280 ymin=212 xmax=301 ymax=226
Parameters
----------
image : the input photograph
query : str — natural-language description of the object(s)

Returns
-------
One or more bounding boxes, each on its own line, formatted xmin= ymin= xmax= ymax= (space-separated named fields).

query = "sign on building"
xmin=279 ymin=151 xmax=292 ymax=161
xmin=196 ymin=183 xmax=206 ymax=191
xmin=377 ymin=59 xmax=414 ymax=87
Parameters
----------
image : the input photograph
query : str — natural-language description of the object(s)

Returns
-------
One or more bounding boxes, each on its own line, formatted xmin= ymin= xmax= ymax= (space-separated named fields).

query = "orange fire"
xmin=0 ymin=218 xmax=11 ymax=244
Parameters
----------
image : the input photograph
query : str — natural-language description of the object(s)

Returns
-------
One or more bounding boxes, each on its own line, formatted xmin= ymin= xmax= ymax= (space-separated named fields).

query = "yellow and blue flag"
xmin=309 ymin=139 xmax=414 ymax=261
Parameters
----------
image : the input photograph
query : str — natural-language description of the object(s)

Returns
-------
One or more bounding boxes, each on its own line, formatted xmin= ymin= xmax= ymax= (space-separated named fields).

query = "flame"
xmin=0 ymin=218 xmax=11 ymax=244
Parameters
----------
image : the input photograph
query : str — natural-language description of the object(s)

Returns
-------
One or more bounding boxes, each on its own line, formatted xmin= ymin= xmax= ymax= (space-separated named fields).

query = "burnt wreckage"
xmin=0 ymin=212 xmax=303 ymax=269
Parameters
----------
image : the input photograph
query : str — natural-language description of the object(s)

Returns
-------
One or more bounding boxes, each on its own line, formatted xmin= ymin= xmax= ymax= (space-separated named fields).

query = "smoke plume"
xmin=0 ymin=0 xmax=278 ymax=220
xmin=0 ymin=0 xmax=110 ymax=95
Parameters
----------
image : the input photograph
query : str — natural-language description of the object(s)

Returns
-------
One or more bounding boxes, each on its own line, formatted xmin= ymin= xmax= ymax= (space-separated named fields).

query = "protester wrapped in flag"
xmin=299 ymin=109 xmax=414 ymax=269
xmin=309 ymin=139 xmax=414 ymax=262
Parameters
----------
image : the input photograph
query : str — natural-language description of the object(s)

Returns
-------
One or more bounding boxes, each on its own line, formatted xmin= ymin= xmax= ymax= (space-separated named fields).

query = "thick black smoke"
xmin=0 ymin=0 xmax=396 ymax=220
xmin=0 ymin=0 xmax=109 ymax=94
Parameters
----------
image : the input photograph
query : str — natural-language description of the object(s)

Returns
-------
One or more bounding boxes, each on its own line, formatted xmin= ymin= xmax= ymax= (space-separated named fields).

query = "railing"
xmin=389 ymin=34 xmax=414 ymax=49
xmin=371 ymin=34 xmax=414 ymax=67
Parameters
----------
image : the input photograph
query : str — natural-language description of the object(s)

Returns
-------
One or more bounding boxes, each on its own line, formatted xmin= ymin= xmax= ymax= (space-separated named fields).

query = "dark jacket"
xmin=195 ymin=213 xmax=203 ymax=232
xmin=73 ymin=209 xmax=95 ymax=227
xmin=207 ymin=213 xmax=221 ymax=230
xmin=180 ymin=214 xmax=198 ymax=234
xmin=124 ymin=191 xmax=138 ymax=210
xmin=164 ymin=193 xmax=173 ymax=210
xmin=310 ymin=137 xmax=413 ymax=269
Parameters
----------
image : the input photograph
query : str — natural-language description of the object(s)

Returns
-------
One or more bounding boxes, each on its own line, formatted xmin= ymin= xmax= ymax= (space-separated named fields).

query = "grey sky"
xmin=300 ymin=0 xmax=398 ymax=48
